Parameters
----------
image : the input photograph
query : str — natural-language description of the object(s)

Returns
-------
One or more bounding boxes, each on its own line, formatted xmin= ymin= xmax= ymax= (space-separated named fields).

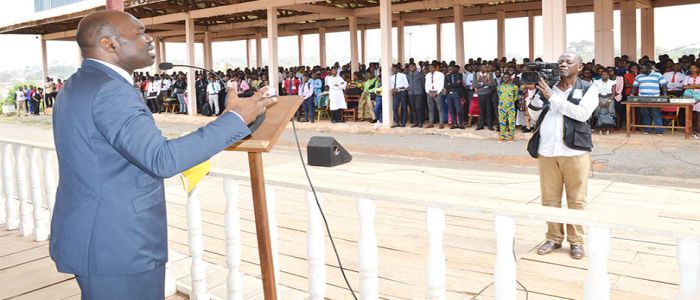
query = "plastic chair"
xmin=316 ymin=92 xmax=330 ymax=122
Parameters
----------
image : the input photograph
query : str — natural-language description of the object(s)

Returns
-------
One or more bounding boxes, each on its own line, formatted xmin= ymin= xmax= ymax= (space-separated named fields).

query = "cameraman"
xmin=527 ymin=52 xmax=599 ymax=260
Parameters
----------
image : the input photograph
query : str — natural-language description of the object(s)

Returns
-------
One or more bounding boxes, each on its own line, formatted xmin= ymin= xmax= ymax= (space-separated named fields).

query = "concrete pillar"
xmin=361 ymin=28 xmax=367 ymax=65
xmin=350 ymin=16 xmax=359 ymax=74
xmin=379 ymin=0 xmax=393 ymax=127
xmin=542 ymin=0 xmax=567 ymax=62
xmin=154 ymin=37 xmax=162 ymax=73
xmin=620 ymin=0 xmax=637 ymax=60
xmin=397 ymin=20 xmax=405 ymax=65
xmin=255 ymin=32 xmax=262 ymax=68
xmin=454 ymin=5 xmax=465 ymax=68
xmin=105 ymin=0 xmax=123 ymax=11
xmin=185 ymin=14 xmax=197 ymax=116
xmin=319 ymin=27 xmax=327 ymax=68
xmin=246 ymin=39 xmax=252 ymax=68
xmin=436 ymin=20 xmax=442 ymax=62
xmin=528 ymin=11 xmax=535 ymax=60
xmin=594 ymin=0 xmax=614 ymax=67
xmin=298 ymin=33 xmax=304 ymax=66
xmin=497 ymin=10 xmax=506 ymax=59
xmin=641 ymin=7 xmax=654 ymax=59
xmin=160 ymin=40 xmax=167 ymax=65
xmin=203 ymin=31 xmax=213 ymax=70
xmin=267 ymin=7 xmax=279 ymax=89
xmin=40 ymin=37 xmax=48 ymax=96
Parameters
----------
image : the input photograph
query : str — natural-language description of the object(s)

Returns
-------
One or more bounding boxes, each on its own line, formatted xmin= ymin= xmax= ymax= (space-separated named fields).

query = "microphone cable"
xmin=290 ymin=119 xmax=359 ymax=299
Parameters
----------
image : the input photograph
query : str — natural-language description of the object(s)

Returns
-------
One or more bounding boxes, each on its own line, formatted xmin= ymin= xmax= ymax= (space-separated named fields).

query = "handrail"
xmin=208 ymin=167 xmax=700 ymax=240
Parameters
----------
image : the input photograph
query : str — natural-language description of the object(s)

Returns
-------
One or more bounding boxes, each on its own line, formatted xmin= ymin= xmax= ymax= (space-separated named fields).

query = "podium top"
xmin=225 ymin=95 xmax=302 ymax=153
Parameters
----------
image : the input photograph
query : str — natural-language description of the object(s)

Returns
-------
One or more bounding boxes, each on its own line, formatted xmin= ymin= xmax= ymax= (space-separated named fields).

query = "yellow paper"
xmin=180 ymin=160 xmax=211 ymax=196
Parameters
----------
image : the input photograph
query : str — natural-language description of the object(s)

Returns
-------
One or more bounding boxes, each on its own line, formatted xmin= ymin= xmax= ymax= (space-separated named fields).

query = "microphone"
xmin=158 ymin=62 xmax=224 ymax=82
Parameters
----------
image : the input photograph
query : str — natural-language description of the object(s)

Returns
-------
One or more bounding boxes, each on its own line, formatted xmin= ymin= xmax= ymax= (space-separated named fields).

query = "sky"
xmin=0 ymin=1 xmax=698 ymax=73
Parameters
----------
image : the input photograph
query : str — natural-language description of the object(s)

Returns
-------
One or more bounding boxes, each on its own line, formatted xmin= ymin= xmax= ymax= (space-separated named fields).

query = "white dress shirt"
xmin=424 ymin=71 xmax=445 ymax=94
xmin=528 ymin=83 xmax=599 ymax=157
xmin=88 ymin=58 xmax=134 ymax=85
xmin=663 ymin=71 xmax=686 ymax=91
xmin=463 ymin=72 xmax=474 ymax=88
xmin=389 ymin=72 xmax=409 ymax=91
xmin=593 ymin=79 xmax=615 ymax=96
xmin=207 ymin=81 xmax=221 ymax=95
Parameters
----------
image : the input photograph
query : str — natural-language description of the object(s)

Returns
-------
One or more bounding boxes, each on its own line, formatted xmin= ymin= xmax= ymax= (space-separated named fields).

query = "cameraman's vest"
xmin=563 ymin=79 xmax=593 ymax=152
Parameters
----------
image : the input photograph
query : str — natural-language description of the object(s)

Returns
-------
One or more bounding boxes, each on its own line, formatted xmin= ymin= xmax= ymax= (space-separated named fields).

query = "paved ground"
xmin=2 ymin=113 xmax=699 ymax=188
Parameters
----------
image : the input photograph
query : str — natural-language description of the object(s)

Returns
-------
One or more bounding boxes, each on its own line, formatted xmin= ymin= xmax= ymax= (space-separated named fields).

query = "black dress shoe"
xmin=411 ymin=124 xmax=419 ymax=128
xmin=370 ymin=120 xmax=377 ymax=123
xmin=450 ymin=126 xmax=457 ymax=129
xmin=488 ymin=127 xmax=495 ymax=131
xmin=522 ymin=128 xmax=531 ymax=133
xmin=476 ymin=127 xmax=484 ymax=131
xmin=390 ymin=124 xmax=397 ymax=128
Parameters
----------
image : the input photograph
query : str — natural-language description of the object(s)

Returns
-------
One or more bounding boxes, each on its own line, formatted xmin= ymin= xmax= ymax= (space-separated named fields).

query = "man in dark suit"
xmin=195 ymin=73 xmax=208 ymax=113
xmin=51 ymin=10 xmax=273 ymax=299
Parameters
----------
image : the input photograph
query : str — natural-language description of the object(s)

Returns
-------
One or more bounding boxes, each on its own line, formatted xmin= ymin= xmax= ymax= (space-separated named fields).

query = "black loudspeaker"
xmin=307 ymin=136 xmax=352 ymax=167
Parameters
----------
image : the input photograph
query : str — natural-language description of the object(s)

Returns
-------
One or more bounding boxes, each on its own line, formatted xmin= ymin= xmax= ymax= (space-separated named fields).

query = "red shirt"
xmin=284 ymin=78 xmax=300 ymax=95
xmin=623 ymin=73 xmax=637 ymax=96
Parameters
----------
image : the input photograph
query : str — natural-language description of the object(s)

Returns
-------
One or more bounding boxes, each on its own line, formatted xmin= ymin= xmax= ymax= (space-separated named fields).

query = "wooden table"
xmin=625 ymin=102 xmax=694 ymax=139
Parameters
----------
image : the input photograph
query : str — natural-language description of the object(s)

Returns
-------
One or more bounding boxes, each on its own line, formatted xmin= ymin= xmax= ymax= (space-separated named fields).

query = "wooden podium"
xmin=225 ymin=95 xmax=302 ymax=299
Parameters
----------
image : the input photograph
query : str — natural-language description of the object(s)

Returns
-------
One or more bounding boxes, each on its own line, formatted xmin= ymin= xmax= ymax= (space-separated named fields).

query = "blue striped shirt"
xmin=633 ymin=72 xmax=667 ymax=96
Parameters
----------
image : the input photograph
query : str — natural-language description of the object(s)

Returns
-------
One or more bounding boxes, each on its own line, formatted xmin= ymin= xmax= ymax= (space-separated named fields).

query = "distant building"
xmin=35 ymin=0 xmax=87 ymax=12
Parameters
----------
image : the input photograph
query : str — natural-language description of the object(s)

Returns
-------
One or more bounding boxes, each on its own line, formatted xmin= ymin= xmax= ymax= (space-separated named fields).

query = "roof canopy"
xmin=0 ymin=0 xmax=688 ymax=42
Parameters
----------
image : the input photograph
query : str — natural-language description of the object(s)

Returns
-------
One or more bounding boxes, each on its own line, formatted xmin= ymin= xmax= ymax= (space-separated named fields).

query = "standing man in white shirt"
xmin=663 ymin=63 xmax=686 ymax=97
xmin=462 ymin=64 xmax=475 ymax=122
xmin=325 ymin=67 xmax=347 ymax=123
xmin=527 ymin=52 xmax=599 ymax=260
xmin=16 ymin=87 xmax=27 ymax=116
xmin=424 ymin=63 xmax=445 ymax=129
xmin=206 ymin=74 xmax=222 ymax=115
xmin=390 ymin=65 xmax=410 ymax=127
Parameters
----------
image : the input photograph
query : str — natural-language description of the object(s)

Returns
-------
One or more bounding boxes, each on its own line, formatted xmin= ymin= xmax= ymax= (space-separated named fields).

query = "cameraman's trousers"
xmin=537 ymin=153 xmax=590 ymax=246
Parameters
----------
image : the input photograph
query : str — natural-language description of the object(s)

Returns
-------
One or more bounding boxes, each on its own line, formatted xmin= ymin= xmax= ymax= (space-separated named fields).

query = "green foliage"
xmin=2 ymin=83 xmax=32 ymax=107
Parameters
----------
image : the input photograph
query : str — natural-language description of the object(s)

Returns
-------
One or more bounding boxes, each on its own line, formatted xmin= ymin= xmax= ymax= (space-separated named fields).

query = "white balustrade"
xmin=265 ymin=185 xmax=280 ymax=298
xmin=3 ymin=144 xmax=18 ymax=230
xmin=41 ymin=149 xmax=56 ymax=219
xmin=676 ymin=238 xmax=700 ymax=300
xmin=584 ymin=226 xmax=611 ymax=300
xmin=357 ymin=197 xmax=378 ymax=299
xmin=306 ymin=191 xmax=326 ymax=300
xmin=223 ymin=178 xmax=243 ymax=300
xmin=425 ymin=207 xmax=446 ymax=300
xmin=493 ymin=215 xmax=517 ymax=300
xmin=186 ymin=186 xmax=209 ymax=300
xmin=0 ymin=143 xmax=8 ymax=226
xmin=14 ymin=145 xmax=32 ymax=236
xmin=28 ymin=148 xmax=48 ymax=241
xmin=164 ymin=262 xmax=177 ymax=297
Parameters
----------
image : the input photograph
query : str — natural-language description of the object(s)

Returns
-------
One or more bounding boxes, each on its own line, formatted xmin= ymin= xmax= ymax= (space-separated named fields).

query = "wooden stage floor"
xmin=2 ymin=160 xmax=698 ymax=299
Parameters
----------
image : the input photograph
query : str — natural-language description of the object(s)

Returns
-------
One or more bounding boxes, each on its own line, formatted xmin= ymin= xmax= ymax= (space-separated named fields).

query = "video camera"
xmin=520 ymin=62 xmax=560 ymax=87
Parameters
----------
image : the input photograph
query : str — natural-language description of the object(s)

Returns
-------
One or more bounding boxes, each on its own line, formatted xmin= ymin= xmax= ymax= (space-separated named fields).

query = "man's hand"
xmin=225 ymin=83 xmax=276 ymax=124
xmin=536 ymin=78 xmax=552 ymax=100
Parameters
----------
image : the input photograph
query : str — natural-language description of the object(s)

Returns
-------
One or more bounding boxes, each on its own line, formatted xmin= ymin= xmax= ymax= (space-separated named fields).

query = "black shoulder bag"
xmin=527 ymin=98 xmax=549 ymax=158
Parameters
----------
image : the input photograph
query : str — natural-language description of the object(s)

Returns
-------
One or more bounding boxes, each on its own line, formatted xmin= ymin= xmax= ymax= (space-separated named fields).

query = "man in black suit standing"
xmin=195 ymin=73 xmax=207 ymax=113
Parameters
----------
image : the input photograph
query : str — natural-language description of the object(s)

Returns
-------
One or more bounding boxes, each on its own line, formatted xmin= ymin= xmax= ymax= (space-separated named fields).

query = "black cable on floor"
xmin=290 ymin=119 xmax=359 ymax=300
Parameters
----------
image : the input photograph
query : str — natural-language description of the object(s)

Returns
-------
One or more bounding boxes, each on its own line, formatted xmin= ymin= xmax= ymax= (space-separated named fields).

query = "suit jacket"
xmin=50 ymin=59 xmax=251 ymax=276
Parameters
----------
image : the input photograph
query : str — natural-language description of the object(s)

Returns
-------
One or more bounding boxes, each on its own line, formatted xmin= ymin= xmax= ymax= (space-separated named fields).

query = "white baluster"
xmin=29 ymin=148 xmax=48 ymax=241
xmin=164 ymin=262 xmax=177 ymax=297
xmin=187 ymin=187 xmax=209 ymax=300
xmin=676 ymin=238 xmax=700 ymax=300
xmin=223 ymin=179 xmax=243 ymax=300
xmin=41 ymin=149 xmax=56 ymax=220
xmin=584 ymin=226 xmax=611 ymax=300
xmin=306 ymin=191 xmax=326 ymax=300
xmin=2 ymin=143 xmax=17 ymax=230
xmin=425 ymin=207 xmax=446 ymax=300
xmin=14 ymin=145 xmax=32 ymax=236
xmin=265 ymin=185 xmax=280 ymax=298
xmin=0 ymin=143 xmax=6 ymax=226
xmin=357 ymin=197 xmax=378 ymax=299
xmin=493 ymin=215 xmax=516 ymax=300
